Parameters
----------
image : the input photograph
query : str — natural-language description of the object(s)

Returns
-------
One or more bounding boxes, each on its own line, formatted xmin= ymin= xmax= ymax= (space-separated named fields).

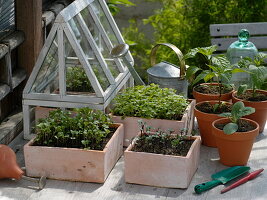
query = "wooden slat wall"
xmin=210 ymin=22 xmax=267 ymax=36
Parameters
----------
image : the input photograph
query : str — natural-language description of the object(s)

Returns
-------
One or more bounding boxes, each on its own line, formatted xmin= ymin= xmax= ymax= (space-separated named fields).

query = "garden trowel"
xmin=194 ymin=166 xmax=250 ymax=194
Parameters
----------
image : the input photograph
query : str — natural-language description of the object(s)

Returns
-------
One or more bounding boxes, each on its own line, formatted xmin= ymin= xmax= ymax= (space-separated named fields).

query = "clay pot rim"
xmin=125 ymin=133 xmax=201 ymax=159
xmin=212 ymin=118 xmax=259 ymax=138
xmin=26 ymin=123 xmax=123 ymax=153
xmin=193 ymin=83 xmax=234 ymax=97
xmin=194 ymin=100 xmax=232 ymax=116
xmin=232 ymin=90 xmax=267 ymax=103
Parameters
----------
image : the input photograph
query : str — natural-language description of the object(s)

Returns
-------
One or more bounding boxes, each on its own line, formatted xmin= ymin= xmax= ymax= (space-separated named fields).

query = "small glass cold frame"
xmin=23 ymin=0 xmax=134 ymax=139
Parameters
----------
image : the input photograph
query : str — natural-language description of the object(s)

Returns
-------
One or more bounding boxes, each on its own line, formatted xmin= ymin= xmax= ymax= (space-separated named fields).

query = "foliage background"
xmin=122 ymin=0 xmax=267 ymax=81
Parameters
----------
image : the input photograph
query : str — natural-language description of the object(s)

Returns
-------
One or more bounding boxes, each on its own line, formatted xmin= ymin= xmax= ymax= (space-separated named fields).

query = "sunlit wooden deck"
xmin=1 ymin=125 xmax=266 ymax=200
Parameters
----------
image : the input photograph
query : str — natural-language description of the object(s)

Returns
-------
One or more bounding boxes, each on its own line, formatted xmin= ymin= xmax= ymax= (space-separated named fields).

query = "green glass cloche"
xmin=226 ymin=29 xmax=258 ymax=64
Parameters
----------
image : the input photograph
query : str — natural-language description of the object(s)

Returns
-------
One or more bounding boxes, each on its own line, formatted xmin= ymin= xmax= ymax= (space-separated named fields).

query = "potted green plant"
xmin=232 ymin=53 xmax=267 ymax=133
xmin=194 ymin=100 xmax=232 ymax=147
xmin=24 ymin=108 xmax=124 ymax=183
xmin=111 ymin=84 xmax=195 ymax=146
xmin=124 ymin=120 xmax=201 ymax=188
xmin=212 ymin=101 xmax=259 ymax=166
xmin=185 ymin=45 xmax=242 ymax=102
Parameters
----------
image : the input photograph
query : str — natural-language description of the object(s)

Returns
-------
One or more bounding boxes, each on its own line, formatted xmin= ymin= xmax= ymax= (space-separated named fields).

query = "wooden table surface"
xmin=0 ymin=125 xmax=266 ymax=200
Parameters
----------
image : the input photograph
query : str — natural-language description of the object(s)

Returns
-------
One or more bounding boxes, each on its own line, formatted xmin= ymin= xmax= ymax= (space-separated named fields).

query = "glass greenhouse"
xmin=22 ymin=0 xmax=134 ymax=139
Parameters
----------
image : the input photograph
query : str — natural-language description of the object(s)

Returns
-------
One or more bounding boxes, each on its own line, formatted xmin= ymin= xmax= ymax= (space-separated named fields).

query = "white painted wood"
xmin=210 ymin=22 xmax=267 ymax=52
xmin=23 ymin=23 xmax=59 ymax=94
xmin=23 ymin=99 xmax=104 ymax=110
xmin=211 ymin=36 xmax=267 ymax=51
xmin=23 ymin=104 xmax=32 ymax=140
xmin=58 ymin=25 xmax=66 ymax=96
xmin=23 ymin=93 xmax=104 ymax=104
xmin=56 ymin=0 xmax=94 ymax=23
xmin=210 ymin=22 xmax=267 ymax=36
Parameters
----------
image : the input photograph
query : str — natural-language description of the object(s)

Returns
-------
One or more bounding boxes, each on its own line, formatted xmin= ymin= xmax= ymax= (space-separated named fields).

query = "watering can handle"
xmin=150 ymin=43 xmax=186 ymax=78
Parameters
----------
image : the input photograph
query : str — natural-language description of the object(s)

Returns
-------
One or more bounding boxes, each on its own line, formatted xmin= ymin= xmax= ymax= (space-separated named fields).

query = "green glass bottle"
xmin=226 ymin=29 xmax=258 ymax=64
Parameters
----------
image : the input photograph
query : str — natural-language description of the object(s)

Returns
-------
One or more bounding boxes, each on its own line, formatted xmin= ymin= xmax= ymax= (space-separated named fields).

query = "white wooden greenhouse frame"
xmin=22 ymin=0 xmax=134 ymax=140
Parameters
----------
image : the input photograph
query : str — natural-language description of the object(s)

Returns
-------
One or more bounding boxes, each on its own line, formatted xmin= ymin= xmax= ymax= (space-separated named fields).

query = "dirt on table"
xmin=131 ymin=134 xmax=194 ymax=156
xmin=194 ymin=84 xmax=232 ymax=95
xmin=236 ymin=91 xmax=267 ymax=102
xmin=215 ymin=119 xmax=256 ymax=132
xmin=196 ymin=102 xmax=232 ymax=114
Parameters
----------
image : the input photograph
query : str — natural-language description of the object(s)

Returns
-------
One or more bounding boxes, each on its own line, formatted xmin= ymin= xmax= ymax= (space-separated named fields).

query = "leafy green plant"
xmin=111 ymin=84 xmax=189 ymax=120
xmin=107 ymin=0 xmax=135 ymax=15
xmin=33 ymin=108 xmax=113 ymax=150
xmin=185 ymin=45 xmax=244 ymax=107
xmin=218 ymin=101 xmax=255 ymax=134
xmin=122 ymin=0 xmax=267 ymax=81
xmin=131 ymin=120 xmax=193 ymax=156
xmin=237 ymin=53 xmax=267 ymax=97
xmin=66 ymin=67 xmax=93 ymax=92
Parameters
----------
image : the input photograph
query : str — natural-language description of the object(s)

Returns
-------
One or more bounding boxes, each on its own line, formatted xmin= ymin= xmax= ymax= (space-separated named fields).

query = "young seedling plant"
xmin=218 ymin=101 xmax=255 ymax=134
xmin=237 ymin=53 xmax=267 ymax=98
xmin=185 ymin=45 xmax=244 ymax=110
xmin=132 ymin=120 xmax=192 ymax=156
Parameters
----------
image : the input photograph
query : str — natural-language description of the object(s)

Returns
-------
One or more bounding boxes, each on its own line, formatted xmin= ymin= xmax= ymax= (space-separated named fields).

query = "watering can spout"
xmin=0 ymin=144 xmax=24 ymax=180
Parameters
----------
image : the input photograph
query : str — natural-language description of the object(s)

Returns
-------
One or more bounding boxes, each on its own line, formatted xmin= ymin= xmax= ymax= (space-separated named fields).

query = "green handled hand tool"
xmin=194 ymin=166 xmax=250 ymax=194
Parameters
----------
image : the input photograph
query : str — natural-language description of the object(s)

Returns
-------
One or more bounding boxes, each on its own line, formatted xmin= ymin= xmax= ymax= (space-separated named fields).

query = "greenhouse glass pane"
xmin=80 ymin=7 xmax=122 ymax=78
xmin=90 ymin=1 xmax=119 ymax=46
xmin=64 ymin=33 xmax=95 ymax=95
xmin=30 ymin=34 xmax=59 ymax=93
xmin=67 ymin=18 xmax=111 ymax=92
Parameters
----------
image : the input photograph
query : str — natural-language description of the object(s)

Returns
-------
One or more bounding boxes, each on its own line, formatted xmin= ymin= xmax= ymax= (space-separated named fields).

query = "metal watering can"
xmin=147 ymin=43 xmax=188 ymax=97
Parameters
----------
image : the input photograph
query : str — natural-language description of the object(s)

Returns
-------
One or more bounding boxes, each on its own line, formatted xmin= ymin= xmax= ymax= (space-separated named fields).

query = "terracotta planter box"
xmin=24 ymin=123 xmax=124 ymax=183
xmin=124 ymin=135 xmax=201 ymax=188
xmin=112 ymin=100 xmax=195 ymax=146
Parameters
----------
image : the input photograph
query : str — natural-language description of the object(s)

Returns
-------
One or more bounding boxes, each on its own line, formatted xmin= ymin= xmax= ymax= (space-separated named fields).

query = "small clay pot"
xmin=194 ymin=101 xmax=232 ymax=147
xmin=193 ymin=83 xmax=233 ymax=103
xmin=212 ymin=118 xmax=259 ymax=166
xmin=232 ymin=90 xmax=267 ymax=133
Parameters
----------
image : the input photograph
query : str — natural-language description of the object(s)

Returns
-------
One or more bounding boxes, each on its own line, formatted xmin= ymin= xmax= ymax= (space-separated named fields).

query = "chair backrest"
xmin=210 ymin=22 xmax=267 ymax=54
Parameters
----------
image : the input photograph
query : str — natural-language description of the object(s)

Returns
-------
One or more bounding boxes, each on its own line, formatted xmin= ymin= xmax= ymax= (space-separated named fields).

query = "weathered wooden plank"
xmin=210 ymin=22 xmax=267 ymax=37
xmin=0 ymin=31 xmax=25 ymax=59
xmin=211 ymin=36 xmax=267 ymax=51
xmin=12 ymin=68 xmax=27 ymax=89
xmin=0 ymin=83 xmax=10 ymax=100
xmin=0 ymin=111 xmax=23 ymax=145
xmin=16 ymin=0 xmax=43 ymax=76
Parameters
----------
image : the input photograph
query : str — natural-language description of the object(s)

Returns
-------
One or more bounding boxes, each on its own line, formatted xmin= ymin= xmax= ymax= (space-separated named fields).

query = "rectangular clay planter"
xmin=112 ymin=100 xmax=195 ymax=146
xmin=24 ymin=123 xmax=124 ymax=183
xmin=124 ymin=135 xmax=201 ymax=188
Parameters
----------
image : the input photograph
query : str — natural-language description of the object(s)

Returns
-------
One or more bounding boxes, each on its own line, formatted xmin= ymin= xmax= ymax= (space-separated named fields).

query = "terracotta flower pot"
xmin=124 ymin=135 xmax=201 ymax=188
xmin=194 ymin=101 xmax=232 ymax=147
xmin=232 ymin=90 xmax=267 ymax=133
xmin=193 ymin=83 xmax=233 ymax=103
xmin=112 ymin=100 xmax=195 ymax=147
xmin=24 ymin=123 xmax=124 ymax=183
xmin=212 ymin=118 xmax=259 ymax=166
